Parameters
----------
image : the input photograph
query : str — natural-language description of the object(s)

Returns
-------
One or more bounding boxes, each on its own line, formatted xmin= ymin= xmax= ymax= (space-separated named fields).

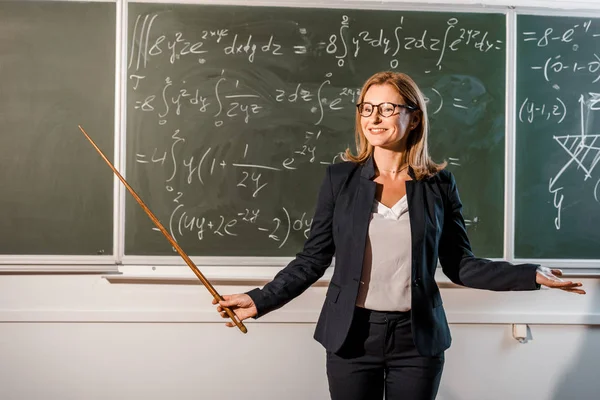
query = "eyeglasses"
xmin=356 ymin=102 xmax=417 ymax=118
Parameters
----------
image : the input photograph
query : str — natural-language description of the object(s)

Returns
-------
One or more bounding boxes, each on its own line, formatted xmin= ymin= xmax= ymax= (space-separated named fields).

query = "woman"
xmin=213 ymin=71 xmax=585 ymax=399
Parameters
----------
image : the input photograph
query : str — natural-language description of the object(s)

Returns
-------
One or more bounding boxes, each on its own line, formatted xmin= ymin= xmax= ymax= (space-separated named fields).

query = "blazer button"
xmin=413 ymin=278 xmax=421 ymax=287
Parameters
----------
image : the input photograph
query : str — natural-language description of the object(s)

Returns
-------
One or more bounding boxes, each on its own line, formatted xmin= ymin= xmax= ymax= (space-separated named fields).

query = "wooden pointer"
xmin=79 ymin=125 xmax=247 ymax=334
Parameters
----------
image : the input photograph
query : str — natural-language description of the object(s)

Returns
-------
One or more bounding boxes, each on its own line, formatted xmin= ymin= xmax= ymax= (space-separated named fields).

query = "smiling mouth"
xmin=369 ymin=128 xmax=387 ymax=133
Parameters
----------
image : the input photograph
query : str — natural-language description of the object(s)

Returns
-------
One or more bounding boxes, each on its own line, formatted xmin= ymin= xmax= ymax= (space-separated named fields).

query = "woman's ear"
xmin=411 ymin=113 xmax=421 ymax=129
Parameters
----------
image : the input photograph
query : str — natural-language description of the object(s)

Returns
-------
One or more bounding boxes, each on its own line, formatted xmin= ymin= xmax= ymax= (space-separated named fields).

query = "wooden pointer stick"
xmin=78 ymin=125 xmax=247 ymax=334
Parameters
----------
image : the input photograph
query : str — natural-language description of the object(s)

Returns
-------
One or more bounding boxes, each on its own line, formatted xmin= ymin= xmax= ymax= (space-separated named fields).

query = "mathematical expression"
xmin=522 ymin=20 xmax=597 ymax=48
xmin=128 ymin=11 xmax=493 ymax=248
xmin=135 ymin=128 xmax=316 ymax=247
xmin=520 ymin=17 xmax=600 ymax=231
xmin=131 ymin=70 xmax=452 ymax=129
xmin=166 ymin=201 xmax=313 ymax=249
xmin=523 ymin=19 xmax=600 ymax=84
xmin=518 ymin=97 xmax=566 ymax=124
xmin=132 ymin=71 xmax=351 ymax=127
xmin=129 ymin=14 xmax=503 ymax=72
xmin=531 ymin=54 xmax=600 ymax=84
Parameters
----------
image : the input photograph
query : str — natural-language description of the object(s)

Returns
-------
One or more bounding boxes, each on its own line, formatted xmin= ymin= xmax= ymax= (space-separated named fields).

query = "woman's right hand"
xmin=212 ymin=294 xmax=258 ymax=327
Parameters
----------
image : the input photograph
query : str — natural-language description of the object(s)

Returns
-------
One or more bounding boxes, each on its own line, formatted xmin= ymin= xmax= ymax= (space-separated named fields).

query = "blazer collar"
xmin=360 ymin=156 xmax=376 ymax=179
xmin=360 ymin=155 xmax=417 ymax=180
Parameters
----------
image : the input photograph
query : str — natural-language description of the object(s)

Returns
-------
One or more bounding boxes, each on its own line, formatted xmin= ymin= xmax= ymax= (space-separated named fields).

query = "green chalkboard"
xmin=125 ymin=4 xmax=506 ymax=257
xmin=0 ymin=1 xmax=115 ymax=255
xmin=516 ymin=15 xmax=600 ymax=259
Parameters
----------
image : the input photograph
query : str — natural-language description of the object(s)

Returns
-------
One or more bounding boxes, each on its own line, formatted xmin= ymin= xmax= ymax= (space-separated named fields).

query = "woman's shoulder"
xmin=426 ymin=168 xmax=457 ymax=195
xmin=431 ymin=168 xmax=454 ymax=183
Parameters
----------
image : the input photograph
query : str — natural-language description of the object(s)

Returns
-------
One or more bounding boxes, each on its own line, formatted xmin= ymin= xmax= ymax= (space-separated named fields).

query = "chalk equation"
xmin=518 ymin=97 xmax=566 ymax=124
xmin=130 ymin=70 xmax=454 ymax=128
xmin=522 ymin=19 xmax=600 ymax=84
xmin=165 ymin=198 xmax=313 ymax=249
xmin=531 ymin=54 xmax=600 ymax=84
xmin=522 ymin=19 xmax=597 ymax=48
xmin=125 ymin=6 xmax=504 ymax=254
xmin=518 ymin=15 xmax=600 ymax=240
xmin=129 ymin=13 xmax=503 ymax=72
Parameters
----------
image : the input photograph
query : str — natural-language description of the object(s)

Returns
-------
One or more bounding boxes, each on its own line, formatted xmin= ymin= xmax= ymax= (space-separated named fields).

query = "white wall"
xmin=1 ymin=1 xmax=600 ymax=399
xmin=0 ymin=271 xmax=598 ymax=400
xmin=1 ymin=321 xmax=599 ymax=400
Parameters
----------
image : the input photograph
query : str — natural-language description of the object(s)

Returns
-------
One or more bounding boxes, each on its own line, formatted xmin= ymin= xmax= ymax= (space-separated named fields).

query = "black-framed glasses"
xmin=356 ymin=102 xmax=417 ymax=117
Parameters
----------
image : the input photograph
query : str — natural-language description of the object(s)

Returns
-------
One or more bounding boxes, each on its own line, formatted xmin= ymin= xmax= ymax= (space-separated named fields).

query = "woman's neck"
xmin=373 ymin=148 xmax=407 ymax=177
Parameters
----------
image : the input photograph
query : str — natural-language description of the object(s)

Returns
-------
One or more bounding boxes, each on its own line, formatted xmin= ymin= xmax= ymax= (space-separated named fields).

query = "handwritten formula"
xmin=517 ymin=15 xmax=600 ymax=258
xmin=126 ymin=5 xmax=505 ymax=256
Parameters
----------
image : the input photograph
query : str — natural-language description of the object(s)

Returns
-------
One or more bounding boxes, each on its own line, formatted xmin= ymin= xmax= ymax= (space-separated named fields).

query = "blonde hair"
xmin=343 ymin=71 xmax=446 ymax=180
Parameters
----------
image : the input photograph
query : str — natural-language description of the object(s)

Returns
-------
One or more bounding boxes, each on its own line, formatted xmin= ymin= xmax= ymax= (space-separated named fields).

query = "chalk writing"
xmin=125 ymin=6 xmax=505 ymax=255
xmin=519 ymin=16 xmax=600 ymax=238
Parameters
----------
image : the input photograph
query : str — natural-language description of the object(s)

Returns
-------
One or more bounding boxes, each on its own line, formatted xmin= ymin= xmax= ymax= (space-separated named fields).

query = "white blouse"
xmin=355 ymin=195 xmax=412 ymax=312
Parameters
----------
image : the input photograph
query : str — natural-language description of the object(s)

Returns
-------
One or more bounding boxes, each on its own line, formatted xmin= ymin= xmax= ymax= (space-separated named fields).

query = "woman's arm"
xmin=245 ymin=165 xmax=338 ymax=317
xmin=438 ymin=171 xmax=540 ymax=291
xmin=438 ymin=171 xmax=584 ymax=293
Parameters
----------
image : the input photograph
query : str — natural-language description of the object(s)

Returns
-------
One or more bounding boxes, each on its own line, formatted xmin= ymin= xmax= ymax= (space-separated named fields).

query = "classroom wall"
xmin=1 ymin=0 xmax=599 ymax=399
xmin=0 ymin=271 xmax=598 ymax=400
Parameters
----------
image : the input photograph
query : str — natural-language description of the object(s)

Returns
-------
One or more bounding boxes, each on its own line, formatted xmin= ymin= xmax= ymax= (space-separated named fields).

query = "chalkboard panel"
xmin=126 ymin=4 xmax=506 ymax=257
xmin=0 ymin=1 xmax=115 ymax=255
xmin=516 ymin=15 xmax=600 ymax=259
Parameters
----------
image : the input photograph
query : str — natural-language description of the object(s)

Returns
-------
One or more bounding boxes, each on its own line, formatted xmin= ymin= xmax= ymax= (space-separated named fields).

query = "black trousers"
xmin=326 ymin=307 xmax=444 ymax=400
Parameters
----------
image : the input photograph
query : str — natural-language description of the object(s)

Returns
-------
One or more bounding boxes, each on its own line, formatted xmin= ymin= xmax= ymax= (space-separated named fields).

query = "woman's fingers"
xmin=559 ymin=286 xmax=586 ymax=295
xmin=544 ymin=279 xmax=580 ymax=289
xmin=547 ymin=279 xmax=576 ymax=287
xmin=219 ymin=298 xmax=240 ymax=309
xmin=537 ymin=267 xmax=586 ymax=294
xmin=213 ymin=293 xmax=258 ymax=327
xmin=539 ymin=275 xmax=586 ymax=294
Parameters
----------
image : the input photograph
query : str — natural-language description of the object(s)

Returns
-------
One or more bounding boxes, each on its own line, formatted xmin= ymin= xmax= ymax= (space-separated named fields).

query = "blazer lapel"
xmin=406 ymin=167 xmax=425 ymax=277
xmin=350 ymin=157 xmax=376 ymax=280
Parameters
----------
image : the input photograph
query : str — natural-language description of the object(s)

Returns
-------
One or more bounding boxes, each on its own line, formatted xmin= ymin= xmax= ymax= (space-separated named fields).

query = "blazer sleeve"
xmin=246 ymin=165 xmax=337 ymax=317
xmin=438 ymin=171 xmax=540 ymax=291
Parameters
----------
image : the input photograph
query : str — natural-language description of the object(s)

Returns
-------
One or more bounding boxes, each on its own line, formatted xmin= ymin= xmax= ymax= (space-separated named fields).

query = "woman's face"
xmin=360 ymin=83 xmax=418 ymax=152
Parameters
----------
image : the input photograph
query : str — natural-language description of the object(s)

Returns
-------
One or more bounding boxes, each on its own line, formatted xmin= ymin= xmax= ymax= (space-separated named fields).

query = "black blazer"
xmin=247 ymin=157 xmax=540 ymax=357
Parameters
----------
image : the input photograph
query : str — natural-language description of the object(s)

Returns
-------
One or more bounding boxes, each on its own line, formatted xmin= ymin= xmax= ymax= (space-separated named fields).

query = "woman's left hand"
xmin=536 ymin=267 xmax=586 ymax=294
